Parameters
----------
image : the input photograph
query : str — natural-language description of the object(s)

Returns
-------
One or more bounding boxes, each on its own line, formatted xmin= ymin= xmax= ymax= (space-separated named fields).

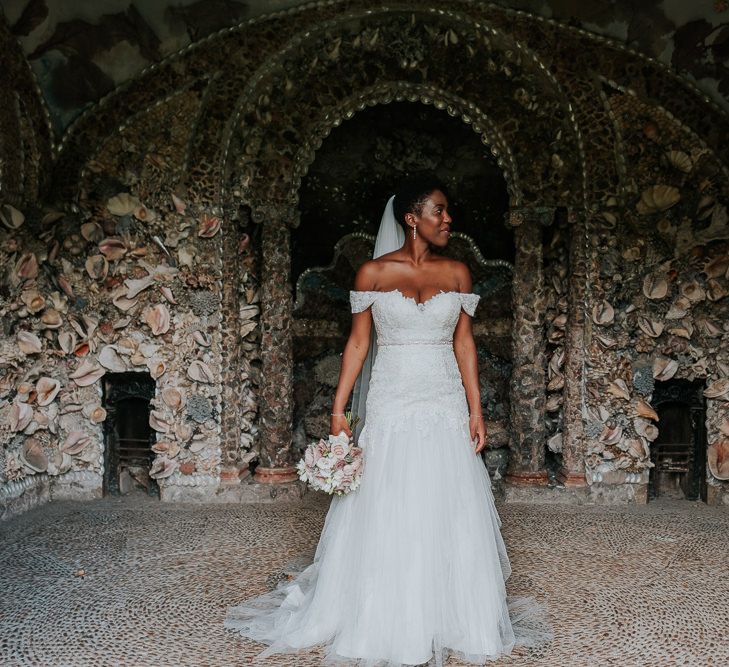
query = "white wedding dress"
xmin=225 ymin=288 xmax=551 ymax=666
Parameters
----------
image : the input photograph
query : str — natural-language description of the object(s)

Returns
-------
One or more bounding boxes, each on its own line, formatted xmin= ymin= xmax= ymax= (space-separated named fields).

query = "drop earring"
xmin=412 ymin=224 xmax=417 ymax=240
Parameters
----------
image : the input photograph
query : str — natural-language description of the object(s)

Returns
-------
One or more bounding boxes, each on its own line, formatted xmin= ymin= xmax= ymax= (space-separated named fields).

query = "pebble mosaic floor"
xmin=0 ymin=492 xmax=727 ymax=667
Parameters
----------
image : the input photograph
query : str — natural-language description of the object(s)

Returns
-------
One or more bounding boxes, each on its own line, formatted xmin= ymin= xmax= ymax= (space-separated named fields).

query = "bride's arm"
xmin=452 ymin=263 xmax=488 ymax=453
xmin=330 ymin=262 xmax=378 ymax=436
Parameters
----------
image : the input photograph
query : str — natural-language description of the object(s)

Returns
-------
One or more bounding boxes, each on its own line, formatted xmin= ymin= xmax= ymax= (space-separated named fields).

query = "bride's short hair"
xmin=392 ymin=174 xmax=448 ymax=227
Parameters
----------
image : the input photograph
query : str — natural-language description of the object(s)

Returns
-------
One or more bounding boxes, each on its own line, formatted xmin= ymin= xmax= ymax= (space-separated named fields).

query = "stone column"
xmin=505 ymin=207 xmax=553 ymax=484
xmin=254 ymin=215 xmax=298 ymax=483
xmin=559 ymin=208 xmax=588 ymax=486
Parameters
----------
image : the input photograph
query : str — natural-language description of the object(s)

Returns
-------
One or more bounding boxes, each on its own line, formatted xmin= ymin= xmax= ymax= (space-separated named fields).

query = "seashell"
xmin=680 ymin=280 xmax=705 ymax=302
xmin=642 ymin=274 xmax=668 ymax=300
xmin=41 ymin=309 xmax=62 ymax=329
xmin=626 ymin=438 xmax=650 ymax=460
xmin=665 ymin=296 xmax=691 ymax=319
xmin=80 ymin=222 xmax=104 ymax=242
xmin=192 ymin=331 xmax=211 ymax=347
xmin=21 ymin=438 xmax=48 ymax=472
xmin=17 ymin=331 xmax=43 ymax=354
xmin=58 ymin=331 xmax=76 ymax=354
xmin=133 ymin=204 xmax=156 ymax=223
xmin=599 ymin=424 xmax=623 ymax=445
xmin=21 ymin=288 xmax=45 ymax=314
xmin=667 ymin=322 xmax=693 ymax=339
xmin=149 ymin=456 xmax=177 ymax=479
xmin=159 ymin=286 xmax=177 ymax=304
xmin=171 ymin=193 xmax=186 ymax=214
xmin=595 ymin=334 xmax=616 ymax=349
xmin=189 ymin=439 xmax=206 ymax=453
xmin=707 ymin=439 xmax=729 ymax=480
xmin=547 ymin=374 xmax=564 ymax=391
xmin=15 ymin=253 xmax=39 ymax=281
xmin=653 ymin=356 xmax=678 ymax=381
xmin=634 ymin=418 xmax=659 ymax=441
xmin=98 ymin=345 xmax=126 ymax=372
xmin=107 ymin=192 xmax=140 ymax=217
xmin=635 ymin=398 xmax=659 ymax=421
xmin=696 ymin=318 xmax=722 ymax=337
xmin=113 ymin=316 xmax=132 ymax=329
xmin=545 ymin=394 xmax=562 ymax=412
xmin=115 ymin=338 xmax=137 ymax=355
xmin=61 ymin=431 xmax=91 ymax=455
xmin=240 ymin=321 xmax=257 ymax=337
xmin=112 ymin=291 xmax=138 ymax=312
xmin=130 ymin=351 xmax=147 ymax=366
xmin=175 ymin=422 xmax=193 ymax=443
xmin=666 ymin=150 xmax=692 ymax=173
xmin=89 ymin=406 xmax=107 ymax=423
xmin=147 ymin=358 xmax=166 ymax=380
xmin=149 ymin=410 xmax=170 ymax=433
xmin=98 ymin=238 xmax=127 ymax=261
xmin=161 ymin=387 xmax=184 ymax=409
xmin=703 ymin=255 xmax=729 ymax=279
xmin=57 ymin=274 xmax=74 ymax=297
xmin=69 ymin=360 xmax=105 ymax=387
xmin=591 ymin=300 xmax=614 ymax=325
xmin=85 ymin=255 xmax=109 ymax=281
xmin=706 ymin=279 xmax=727 ymax=302
xmin=638 ymin=317 xmax=664 ymax=338
xmin=10 ymin=401 xmax=33 ymax=431
xmin=636 ymin=185 xmax=681 ymax=215
xmin=124 ymin=276 xmax=154 ymax=299
xmin=35 ymin=377 xmax=61 ymax=406
xmin=607 ymin=379 xmax=631 ymax=400
xmin=198 ymin=214 xmax=221 ymax=238
xmin=187 ymin=360 xmax=214 ymax=384
xmin=547 ymin=432 xmax=562 ymax=453
xmin=703 ymin=378 xmax=729 ymax=399
xmin=0 ymin=204 xmax=25 ymax=229
xmin=144 ymin=304 xmax=170 ymax=336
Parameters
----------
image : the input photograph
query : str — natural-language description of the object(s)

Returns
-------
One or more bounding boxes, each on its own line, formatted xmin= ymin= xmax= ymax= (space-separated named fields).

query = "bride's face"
xmin=407 ymin=190 xmax=452 ymax=247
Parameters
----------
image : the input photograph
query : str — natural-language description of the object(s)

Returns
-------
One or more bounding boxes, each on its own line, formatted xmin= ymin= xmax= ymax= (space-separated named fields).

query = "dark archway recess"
xmin=294 ymin=101 xmax=512 ymax=287
xmin=102 ymin=373 xmax=156 ymax=497
xmin=651 ymin=379 xmax=708 ymax=502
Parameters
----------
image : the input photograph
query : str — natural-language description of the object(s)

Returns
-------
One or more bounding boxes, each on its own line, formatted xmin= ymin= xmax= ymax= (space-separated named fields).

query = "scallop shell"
xmin=638 ymin=317 xmax=664 ymax=338
xmin=198 ymin=214 xmax=221 ymax=238
xmin=58 ymin=331 xmax=77 ymax=354
xmin=0 ymin=204 xmax=25 ymax=229
xmin=591 ymin=300 xmax=614 ymax=325
xmin=653 ymin=357 xmax=678 ymax=381
xmin=10 ymin=401 xmax=33 ymax=431
xmin=85 ymin=255 xmax=109 ymax=281
xmin=80 ymin=222 xmax=104 ymax=242
xmin=680 ymin=280 xmax=705 ymax=303
xmin=21 ymin=438 xmax=48 ymax=472
xmin=636 ymin=185 xmax=681 ymax=215
xmin=107 ymin=193 xmax=140 ymax=217
xmin=145 ymin=304 xmax=170 ymax=336
xmin=666 ymin=150 xmax=692 ymax=173
xmin=17 ymin=331 xmax=42 ymax=355
xmin=98 ymin=345 xmax=126 ymax=372
xmin=636 ymin=398 xmax=659 ymax=421
xmin=642 ymin=274 xmax=668 ymax=300
xmin=69 ymin=360 xmax=105 ymax=387
xmin=665 ymin=296 xmax=691 ymax=319
xmin=607 ymin=379 xmax=631 ymax=400
xmin=703 ymin=378 xmax=729 ymax=399
xmin=98 ymin=238 xmax=127 ymax=261
xmin=707 ymin=439 xmax=729 ymax=480
xmin=35 ymin=377 xmax=61 ymax=406
xmin=187 ymin=360 xmax=214 ymax=384
xmin=41 ymin=309 xmax=63 ymax=329
xmin=161 ymin=387 xmax=184 ymax=409
xmin=61 ymin=431 xmax=91 ymax=455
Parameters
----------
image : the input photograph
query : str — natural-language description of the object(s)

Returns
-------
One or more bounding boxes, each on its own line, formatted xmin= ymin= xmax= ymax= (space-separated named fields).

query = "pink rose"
xmin=331 ymin=444 xmax=346 ymax=458
xmin=304 ymin=447 xmax=315 ymax=467
xmin=335 ymin=459 xmax=346 ymax=470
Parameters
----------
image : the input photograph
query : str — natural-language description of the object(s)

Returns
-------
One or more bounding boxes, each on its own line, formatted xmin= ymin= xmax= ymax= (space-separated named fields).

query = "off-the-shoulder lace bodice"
xmin=350 ymin=288 xmax=480 ymax=346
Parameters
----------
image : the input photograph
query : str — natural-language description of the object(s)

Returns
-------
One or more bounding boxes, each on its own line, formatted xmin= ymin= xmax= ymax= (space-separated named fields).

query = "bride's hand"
xmin=469 ymin=413 xmax=488 ymax=453
xmin=330 ymin=414 xmax=352 ymax=438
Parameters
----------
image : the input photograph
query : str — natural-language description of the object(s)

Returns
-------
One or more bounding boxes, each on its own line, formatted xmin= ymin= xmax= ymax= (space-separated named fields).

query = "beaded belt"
xmin=378 ymin=340 xmax=452 ymax=346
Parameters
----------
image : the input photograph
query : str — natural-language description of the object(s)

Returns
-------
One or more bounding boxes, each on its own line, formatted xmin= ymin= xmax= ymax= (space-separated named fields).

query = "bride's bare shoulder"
xmin=354 ymin=252 xmax=402 ymax=291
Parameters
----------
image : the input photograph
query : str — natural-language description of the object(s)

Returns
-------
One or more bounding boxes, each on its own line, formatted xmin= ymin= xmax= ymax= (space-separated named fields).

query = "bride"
xmin=225 ymin=175 xmax=551 ymax=666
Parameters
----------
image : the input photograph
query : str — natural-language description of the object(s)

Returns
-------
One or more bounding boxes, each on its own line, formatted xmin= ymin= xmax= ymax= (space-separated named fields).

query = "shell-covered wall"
xmin=2 ymin=1 xmax=729 ymax=515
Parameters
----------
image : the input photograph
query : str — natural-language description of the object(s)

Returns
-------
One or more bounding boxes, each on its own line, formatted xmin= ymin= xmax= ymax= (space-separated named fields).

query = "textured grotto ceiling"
xmin=1 ymin=0 xmax=729 ymax=135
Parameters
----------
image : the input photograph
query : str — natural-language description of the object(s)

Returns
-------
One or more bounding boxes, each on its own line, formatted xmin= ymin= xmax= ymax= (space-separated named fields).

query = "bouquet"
xmin=296 ymin=411 xmax=364 ymax=495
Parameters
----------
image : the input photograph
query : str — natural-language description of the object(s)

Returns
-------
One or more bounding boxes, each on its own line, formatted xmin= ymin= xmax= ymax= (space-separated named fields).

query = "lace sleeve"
xmin=459 ymin=293 xmax=480 ymax=317
xmin=350 ymin=290 xmax=378 ymax=313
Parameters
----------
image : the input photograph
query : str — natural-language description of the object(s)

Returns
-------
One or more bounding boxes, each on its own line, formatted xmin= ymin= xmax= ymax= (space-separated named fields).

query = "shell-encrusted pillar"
xmin=559 ymin=208 xmax=588 ymax=486
xmin=254 ymin=213 xmax=298 ymax=483
xmin=505 ymin=207 xmax=553 ymax=484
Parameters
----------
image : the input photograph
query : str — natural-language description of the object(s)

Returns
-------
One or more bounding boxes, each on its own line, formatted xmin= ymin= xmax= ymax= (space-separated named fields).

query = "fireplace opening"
xmin=102 ymin=373 xmax=157 ymax=497
xmin=649 ymin=378 xmax=707 ymax=502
